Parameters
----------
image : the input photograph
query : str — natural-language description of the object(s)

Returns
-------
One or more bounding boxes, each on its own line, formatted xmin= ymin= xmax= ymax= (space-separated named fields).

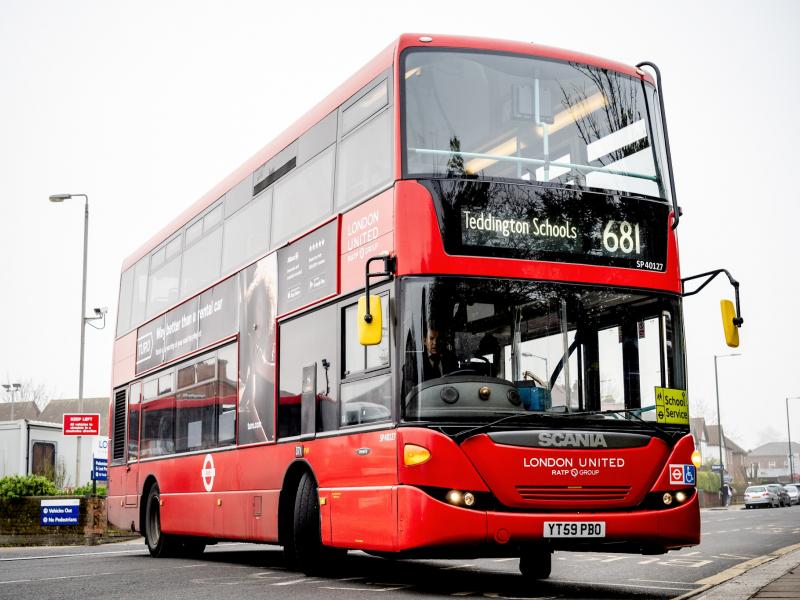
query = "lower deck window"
xmin=139 ymin=342 xmax=238 ymax=458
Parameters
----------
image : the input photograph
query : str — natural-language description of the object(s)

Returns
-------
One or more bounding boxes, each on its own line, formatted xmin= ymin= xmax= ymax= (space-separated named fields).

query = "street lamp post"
xmin=714 ymin=352 xmax=741 ymax=506
xmin=2 ymin=383 xmax=22 ymax=420
xmin=787 ymin=396 xmax=800 ymax=484
xmin=49 ymin=193 xmax=89 ymax=486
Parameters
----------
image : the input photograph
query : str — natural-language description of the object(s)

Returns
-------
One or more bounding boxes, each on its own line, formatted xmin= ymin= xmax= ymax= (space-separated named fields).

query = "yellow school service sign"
xmin=654 ymin=387 xmax=689 ymax=425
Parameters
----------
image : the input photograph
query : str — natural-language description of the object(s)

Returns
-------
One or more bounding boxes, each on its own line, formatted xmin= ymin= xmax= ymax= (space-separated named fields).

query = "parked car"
xmin=783 ymin=484 xmax=800 ymax=506
xmin=767 ymin=484 xmax=791 ymax=507
xmin=744 ymin=485 xmax=779 ymax=508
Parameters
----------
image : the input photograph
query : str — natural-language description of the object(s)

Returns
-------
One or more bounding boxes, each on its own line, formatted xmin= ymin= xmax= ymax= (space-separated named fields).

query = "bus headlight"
xmin=662 ymin=493 xmax=673 ymax=505
xmin=675 ymin=491 xmax=688 ymax=503
xmin=446 ymin=490 xmax=464 ymax=505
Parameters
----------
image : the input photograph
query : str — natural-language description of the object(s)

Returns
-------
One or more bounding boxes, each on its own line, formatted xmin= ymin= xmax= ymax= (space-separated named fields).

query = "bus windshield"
xmin=403 ymin=49 xmax=667 ymax=199
xmin=400 ymin=277 xmax=685 ymax=421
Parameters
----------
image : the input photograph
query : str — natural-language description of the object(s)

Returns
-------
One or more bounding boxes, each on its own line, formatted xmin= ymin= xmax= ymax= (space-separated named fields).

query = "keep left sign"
xmin=63 ymin=413 xmax=100 ymax=436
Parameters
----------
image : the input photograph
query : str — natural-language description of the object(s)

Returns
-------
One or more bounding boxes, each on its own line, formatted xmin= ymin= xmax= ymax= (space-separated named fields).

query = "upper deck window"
xmin=403 ymin=50 xmax=666 ymax=199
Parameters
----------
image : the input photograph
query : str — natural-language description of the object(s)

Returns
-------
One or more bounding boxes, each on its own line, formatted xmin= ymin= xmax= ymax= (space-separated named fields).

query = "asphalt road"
xmin=0 ymin=505 xmax=798 ymax=600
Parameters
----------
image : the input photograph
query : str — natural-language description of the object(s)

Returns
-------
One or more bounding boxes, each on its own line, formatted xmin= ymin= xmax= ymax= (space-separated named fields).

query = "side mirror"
xmin=720 ymin=299 xmax=739 ymax=348
xmin=358 ymin=295 xmax=382 ymax=346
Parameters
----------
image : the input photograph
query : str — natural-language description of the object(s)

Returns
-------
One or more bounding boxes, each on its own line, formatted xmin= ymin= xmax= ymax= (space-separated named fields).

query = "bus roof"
xmin=122 ymin=34 xmax=649 ymax=272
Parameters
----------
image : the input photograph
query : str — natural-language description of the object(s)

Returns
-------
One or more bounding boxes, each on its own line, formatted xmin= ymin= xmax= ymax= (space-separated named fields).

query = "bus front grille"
xmin=516 ymin=485 xmax=631 ymax=503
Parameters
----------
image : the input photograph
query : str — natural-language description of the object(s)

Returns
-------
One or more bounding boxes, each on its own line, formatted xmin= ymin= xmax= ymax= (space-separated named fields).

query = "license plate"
xmin=543 ymin=521 xmax=606 ymax=538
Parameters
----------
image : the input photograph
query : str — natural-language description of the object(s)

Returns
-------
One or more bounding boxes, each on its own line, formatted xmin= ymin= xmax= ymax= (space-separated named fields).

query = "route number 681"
xmin=603 ymin=220 xmax=641 ymax=254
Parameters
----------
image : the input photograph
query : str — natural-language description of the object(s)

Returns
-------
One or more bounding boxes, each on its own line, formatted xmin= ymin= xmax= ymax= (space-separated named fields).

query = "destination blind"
xmin=428 ymin=180 xmax=669 ymax=271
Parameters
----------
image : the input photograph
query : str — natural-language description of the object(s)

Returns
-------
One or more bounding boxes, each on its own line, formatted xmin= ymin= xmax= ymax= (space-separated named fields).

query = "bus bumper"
xmin=396 ymin=485 xmax=700 ymax=554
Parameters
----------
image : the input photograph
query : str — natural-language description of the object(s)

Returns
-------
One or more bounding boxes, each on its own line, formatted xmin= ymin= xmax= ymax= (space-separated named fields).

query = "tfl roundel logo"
xmin=669 ymin=464 xmax=696 ymax=486
xmin=202 ymin=454 xmax=216 ymax=492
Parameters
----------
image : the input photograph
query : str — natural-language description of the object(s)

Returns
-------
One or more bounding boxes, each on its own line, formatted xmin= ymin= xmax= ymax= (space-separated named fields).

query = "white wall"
xmin=0 ymin=422 xmax=24 ymax=477
xmin=0 ymin=420 xmax=104 ymax=487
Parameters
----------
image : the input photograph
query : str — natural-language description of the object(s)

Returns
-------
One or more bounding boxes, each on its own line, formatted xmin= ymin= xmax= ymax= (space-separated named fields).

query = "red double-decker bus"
xmin=108 ymin=34 xmax=742 ymax=579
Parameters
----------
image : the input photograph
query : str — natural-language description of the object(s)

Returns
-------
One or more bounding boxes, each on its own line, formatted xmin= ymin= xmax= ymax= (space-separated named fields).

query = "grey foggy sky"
xmin=1 ymin=0 xmax=798 ymax=450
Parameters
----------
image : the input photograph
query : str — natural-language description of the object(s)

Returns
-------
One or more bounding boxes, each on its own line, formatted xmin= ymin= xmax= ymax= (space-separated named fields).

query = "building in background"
xmin=0 ymin=397 xmax=109 ymax=487
xmin=748 ymin=442 xmax=800 ymax=483
xmin=690 ymin=417 xmax=710 ymax=463
xmin=705 ymin=424 xmax=748 ymax=483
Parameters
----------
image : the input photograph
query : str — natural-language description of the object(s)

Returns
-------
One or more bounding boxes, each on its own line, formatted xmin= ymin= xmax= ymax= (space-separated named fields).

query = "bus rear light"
xmin=691 ymin=450 xmax=702 ymax=468
xmin=404 ymin=444 xmax=431 ymax=466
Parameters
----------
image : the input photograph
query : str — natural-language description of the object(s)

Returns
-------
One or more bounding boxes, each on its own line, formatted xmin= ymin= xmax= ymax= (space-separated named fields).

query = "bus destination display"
xmin=431 ymin=180 xmax=669 ymax=271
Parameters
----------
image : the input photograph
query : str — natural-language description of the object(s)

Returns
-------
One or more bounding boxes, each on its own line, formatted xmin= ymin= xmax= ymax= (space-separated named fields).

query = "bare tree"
xmin=1 ymin=378 xmax=51 ymax=411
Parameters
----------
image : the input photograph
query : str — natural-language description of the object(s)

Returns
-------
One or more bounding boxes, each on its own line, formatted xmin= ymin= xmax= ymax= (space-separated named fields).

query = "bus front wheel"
xmin=292 ymin=472 xmax=345 ymax=573
xmin=519 ymin=550 xmax=552 ymax=579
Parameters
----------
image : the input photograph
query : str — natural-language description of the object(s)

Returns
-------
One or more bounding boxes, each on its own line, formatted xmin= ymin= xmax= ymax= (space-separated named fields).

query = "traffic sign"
xmin=63 ymin=413 xmax=100 ymax=435
xmin=40 ymin=499 xmax=79 ymax=526
xmin=92 ymin=457 xmax=108 ymax=481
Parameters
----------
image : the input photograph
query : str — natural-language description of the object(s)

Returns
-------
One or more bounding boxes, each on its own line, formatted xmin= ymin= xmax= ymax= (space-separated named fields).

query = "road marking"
xmin=1 ymin=572 xmax=114 ymax=585
xmin=693 ymin=542 xmax=800 ymax=587
xmin=0 ymin=548 xmax=146 ymax=562
xmin=492 ymin=558 xmax=517 ymax=563
xmin=553 ymin=579 xmax=695 ymax=591
xmin=321 ymin=585 xmax=409 ymax=592
xmin=630 ymin=578 xmax=695 ymax=584
xmin=483 ymin=594 xmax=557 ymax=599
xmin=272 ymin=578 xmax=317 ymax=586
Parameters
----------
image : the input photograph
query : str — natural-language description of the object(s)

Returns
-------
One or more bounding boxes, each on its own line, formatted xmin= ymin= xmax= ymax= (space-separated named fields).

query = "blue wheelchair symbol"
xmin=683 ymin=465 xmax=696 ymax=485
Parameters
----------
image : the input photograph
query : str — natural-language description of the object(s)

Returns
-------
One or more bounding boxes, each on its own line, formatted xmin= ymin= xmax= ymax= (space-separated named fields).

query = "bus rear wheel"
xmin=519 ymin=549 xmax=552 ymax=580
xmin=144 ymin=484 xmax=178 ymax=558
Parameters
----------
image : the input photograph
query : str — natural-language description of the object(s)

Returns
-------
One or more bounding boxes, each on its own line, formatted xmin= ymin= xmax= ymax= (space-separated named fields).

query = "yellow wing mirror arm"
xmin=682 ymin=268 xmax=743 ymax=347
xmin=358 ymin=253 xmax=396 ymax=346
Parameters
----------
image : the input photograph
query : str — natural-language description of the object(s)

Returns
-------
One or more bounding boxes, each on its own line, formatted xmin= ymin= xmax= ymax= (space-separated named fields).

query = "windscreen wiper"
xmin=452 ymin=411 xmax=556 ymax=444
xmin=572 ymin=408 xmax=681 ymax=441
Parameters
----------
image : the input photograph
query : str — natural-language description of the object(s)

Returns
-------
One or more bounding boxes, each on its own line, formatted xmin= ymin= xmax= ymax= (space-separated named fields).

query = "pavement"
xmin=680 ymin=504 xmax=800 ymax=600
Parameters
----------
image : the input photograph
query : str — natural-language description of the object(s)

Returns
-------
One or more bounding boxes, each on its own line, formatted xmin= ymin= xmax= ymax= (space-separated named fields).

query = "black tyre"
xmin=519 ymin=550 xmax=552 ymax=580
xmin=292 ymin=472 xmax=345 ymax=574
xmin=293 ymin=472 xmax=323 ymax=569
xmin=144 ymin=484 xmax=178 ymax=557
